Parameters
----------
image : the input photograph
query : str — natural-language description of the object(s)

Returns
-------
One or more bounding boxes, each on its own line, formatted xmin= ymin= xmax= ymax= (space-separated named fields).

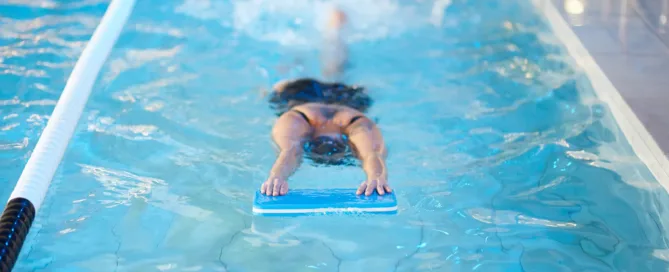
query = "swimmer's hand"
xmin=261 ymin=177 xmax=289 ymax=196
xmin=356 ymin=177 xmax=392 ymax=196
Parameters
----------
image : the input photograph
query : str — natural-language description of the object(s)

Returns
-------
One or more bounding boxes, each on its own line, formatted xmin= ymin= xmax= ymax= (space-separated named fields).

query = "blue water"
xmin=2 ymin=0 xmax=669 ymax=271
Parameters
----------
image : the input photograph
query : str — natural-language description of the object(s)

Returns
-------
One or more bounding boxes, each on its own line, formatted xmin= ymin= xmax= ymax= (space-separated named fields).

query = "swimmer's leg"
xmin=321 ymin=8 xmax=349 ymax=81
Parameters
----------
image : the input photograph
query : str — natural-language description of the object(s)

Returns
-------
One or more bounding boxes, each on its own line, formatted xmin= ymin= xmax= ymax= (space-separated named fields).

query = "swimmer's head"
xmin=304 ymin=135 xmax=349 ymax=165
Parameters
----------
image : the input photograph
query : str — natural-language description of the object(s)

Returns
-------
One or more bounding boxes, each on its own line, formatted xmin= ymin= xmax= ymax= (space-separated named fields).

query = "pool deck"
xmin=548 ymin=0 xmax=669 ymax=157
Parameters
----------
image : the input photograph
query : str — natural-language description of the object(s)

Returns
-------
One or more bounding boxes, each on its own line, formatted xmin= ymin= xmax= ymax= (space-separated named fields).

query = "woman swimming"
xmin=261 ymin=9 xmax=391 ymax=197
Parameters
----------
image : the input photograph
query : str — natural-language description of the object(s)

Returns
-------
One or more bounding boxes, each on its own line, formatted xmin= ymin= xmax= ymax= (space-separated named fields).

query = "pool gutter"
xmin=531 ymin=0 xmax=669 ymax=187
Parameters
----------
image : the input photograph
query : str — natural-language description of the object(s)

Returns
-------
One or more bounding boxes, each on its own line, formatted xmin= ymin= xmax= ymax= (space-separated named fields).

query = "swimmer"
xmin=261 ymin=8 xmax=391 ymax=197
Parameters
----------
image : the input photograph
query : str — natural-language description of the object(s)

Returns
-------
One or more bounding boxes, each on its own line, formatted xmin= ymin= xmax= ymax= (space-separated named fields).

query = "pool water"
xmin=2 ymin=0 xmax=669 ymax=271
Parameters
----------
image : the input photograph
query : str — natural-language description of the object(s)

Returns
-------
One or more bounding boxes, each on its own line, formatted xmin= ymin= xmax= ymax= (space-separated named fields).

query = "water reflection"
xmin=561 ymin=0 xmax=669 ymax=52
xmin=661 ymin=0 xmax=668 ymax=33
xmin=564 ymin=0 xmax=586 ymax=26
xmin=560 ymin=0 xmax=668 ymax=32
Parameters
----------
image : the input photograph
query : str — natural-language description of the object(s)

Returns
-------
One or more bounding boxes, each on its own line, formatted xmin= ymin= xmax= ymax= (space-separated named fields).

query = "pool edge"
xmin=530 ymin=0 xmax=669 ymax=189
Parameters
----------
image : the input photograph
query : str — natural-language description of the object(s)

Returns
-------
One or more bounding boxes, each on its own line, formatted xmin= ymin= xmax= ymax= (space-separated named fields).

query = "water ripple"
xmin=79 ymin=163 xmax=165 ymax=207
xmin=4 ymin=0 xmax=669 ymax=271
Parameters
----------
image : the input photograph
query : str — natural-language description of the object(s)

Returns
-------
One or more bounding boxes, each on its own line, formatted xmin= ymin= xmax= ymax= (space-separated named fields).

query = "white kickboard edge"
xmin=252 ymin=206 xmax=398 ymax=214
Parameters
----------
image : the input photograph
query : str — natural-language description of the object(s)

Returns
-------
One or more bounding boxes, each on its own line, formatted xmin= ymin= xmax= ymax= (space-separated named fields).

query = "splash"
xmin=175 ymin=0 xmax=431 ymax=47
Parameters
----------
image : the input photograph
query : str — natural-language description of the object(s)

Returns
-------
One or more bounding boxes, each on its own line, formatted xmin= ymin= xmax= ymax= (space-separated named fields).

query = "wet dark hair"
xmin=304 ymin=136 xmax=357 ymax=166
xmin=306 ymin=136 xmax=347 ymax=156
xmin=268 ymin=78 xmax=372 ymax=115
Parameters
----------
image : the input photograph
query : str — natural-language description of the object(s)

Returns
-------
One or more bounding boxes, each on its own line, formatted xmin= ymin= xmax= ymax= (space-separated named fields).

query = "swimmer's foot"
xmin=261 ymin=176 xmax=289 ymax=196
xmin=328 ymin=8 xmax=347 ymax=30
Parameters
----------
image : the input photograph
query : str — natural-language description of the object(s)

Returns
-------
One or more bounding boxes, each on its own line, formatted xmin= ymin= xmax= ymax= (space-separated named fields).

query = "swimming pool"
xmin=2 ymin=0 xmax=669 ymax=271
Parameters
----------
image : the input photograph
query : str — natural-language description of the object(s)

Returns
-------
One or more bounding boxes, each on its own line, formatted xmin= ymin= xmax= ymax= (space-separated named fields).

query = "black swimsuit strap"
xmin=291 ymin=109 xmax=311 ymax=124
xmin=347 ymin=115 xmax=364 ymax=127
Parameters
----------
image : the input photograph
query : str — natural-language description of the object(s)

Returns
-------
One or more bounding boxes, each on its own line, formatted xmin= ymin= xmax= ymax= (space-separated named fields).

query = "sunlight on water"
xmin=1 ymin=0 xmax=669 ymax=271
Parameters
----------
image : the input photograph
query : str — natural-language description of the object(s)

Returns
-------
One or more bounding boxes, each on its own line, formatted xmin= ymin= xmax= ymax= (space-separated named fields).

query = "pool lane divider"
xmin=0 ymin=0 xmax=136 ymax=270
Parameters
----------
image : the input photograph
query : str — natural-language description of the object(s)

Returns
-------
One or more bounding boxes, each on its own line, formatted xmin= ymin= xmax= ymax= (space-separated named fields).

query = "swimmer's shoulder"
xmin=332 ymin=106 xmax=365 ymax=125
xmin=289 ymin=103 xmax=322 ymax=124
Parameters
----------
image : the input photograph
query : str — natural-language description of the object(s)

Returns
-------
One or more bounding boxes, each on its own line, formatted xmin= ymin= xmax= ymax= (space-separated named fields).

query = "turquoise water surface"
xmin=2 ymin=0 xmax=669 ymax=271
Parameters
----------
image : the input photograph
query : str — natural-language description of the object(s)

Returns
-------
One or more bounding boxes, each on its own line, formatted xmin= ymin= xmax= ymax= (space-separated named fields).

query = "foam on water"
xmin=175 ymin=0 xmax=431 ymax=48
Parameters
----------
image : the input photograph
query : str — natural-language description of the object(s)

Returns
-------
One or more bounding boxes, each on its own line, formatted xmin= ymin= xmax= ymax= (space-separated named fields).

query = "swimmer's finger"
xmin=376 ymin=184 xmax=385 ymax=195
xmin=272 ymin=180 xmax=281 ymax=196
xmin=266 ymin=179 xmax=275 ymax=196
xmin=280 ymin=182 xmax=288 ymax=196
xmin=261 ymin=182 xmax=267 ymax=195
xmin=384 ymin=185 xmax=392 ymax=193
xmin=356 ymin=182 xmax=366 ymax=195
xmin=365 ymin=180 xmax=376 ymax=196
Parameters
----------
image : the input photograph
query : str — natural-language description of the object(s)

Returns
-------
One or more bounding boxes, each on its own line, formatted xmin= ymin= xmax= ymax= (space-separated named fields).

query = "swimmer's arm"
xmin=345 ymin=117 xmax=388 ymax=182
xmin=269 ymin=111 xmax=312 ymax=180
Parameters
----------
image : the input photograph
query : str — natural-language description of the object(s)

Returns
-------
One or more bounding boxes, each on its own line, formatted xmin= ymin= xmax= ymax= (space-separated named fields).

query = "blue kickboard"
xmin=253 ymin=189 xmax=398 ymax=216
